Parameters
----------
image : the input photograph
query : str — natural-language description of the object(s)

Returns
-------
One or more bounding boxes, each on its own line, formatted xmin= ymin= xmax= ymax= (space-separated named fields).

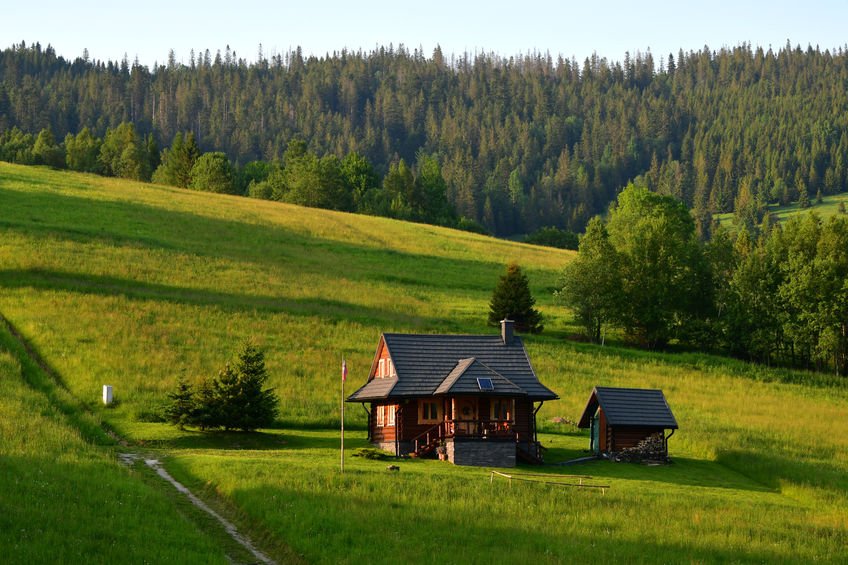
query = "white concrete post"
xmin=103 ymin=385 xmax=113 ymax=405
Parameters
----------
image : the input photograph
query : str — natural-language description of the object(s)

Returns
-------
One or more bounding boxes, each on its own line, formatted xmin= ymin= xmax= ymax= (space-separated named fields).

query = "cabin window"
xmin=418 ymin=400 xmax=442 ymax=424
xmin=491 ymin=399 xmax=513 ymax=421
xmin=376 ymin=405 xmax=396 ymax=427
xmin=388 ymin=359 xmax=396 ymax=377
xmin=378 ymin=359 xmax=385 ymax=378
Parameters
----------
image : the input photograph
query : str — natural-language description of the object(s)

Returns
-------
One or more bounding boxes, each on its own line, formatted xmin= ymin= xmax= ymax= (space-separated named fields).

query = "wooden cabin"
xmin=577 ymin=386 xmax=678 ymax=458
xmin=346 ymin=320 xmax=558 ymax=467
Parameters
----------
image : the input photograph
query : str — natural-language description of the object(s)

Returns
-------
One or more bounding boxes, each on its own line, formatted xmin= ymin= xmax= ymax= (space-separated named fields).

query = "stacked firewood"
xmin=611 ymin=434 xmax=668 ymax=463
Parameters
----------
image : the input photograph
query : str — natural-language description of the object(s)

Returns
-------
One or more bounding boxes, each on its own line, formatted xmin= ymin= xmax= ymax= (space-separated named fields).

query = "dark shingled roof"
xmin=577 ymin=387 xmax=678 ymax=429
xmin=347 ymin=333 xmax=557 ymax=402
xmin=433 ymin=357 xmax=527 ymax=396
xmin=346 ymin=376 xmax=398 ymax=400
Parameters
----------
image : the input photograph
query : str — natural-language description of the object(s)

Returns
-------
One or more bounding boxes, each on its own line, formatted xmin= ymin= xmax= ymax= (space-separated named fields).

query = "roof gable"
xmin=434 ymin=357 xmax=527 ymax=396
xmin=577 ymin=387 xmax=678 ymax=429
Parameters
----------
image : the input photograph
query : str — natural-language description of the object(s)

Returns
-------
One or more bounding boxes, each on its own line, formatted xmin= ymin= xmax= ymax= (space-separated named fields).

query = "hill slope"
xmin=0 ymin=162 xmax=571 ymax=429
xmin=1 ymin=163 xmax=846 ymax=563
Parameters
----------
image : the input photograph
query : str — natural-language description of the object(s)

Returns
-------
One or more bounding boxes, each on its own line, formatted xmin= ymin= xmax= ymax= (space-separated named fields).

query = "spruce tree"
xmin=488 ymin=263 xmax=543 ymax=334
xmin=230 ymin=341 xmax=279 ymax=431
xmin=798 ymin=189 xmax=811 ymax=209
xmin=163 ymin=378 xmax=196 ymax=430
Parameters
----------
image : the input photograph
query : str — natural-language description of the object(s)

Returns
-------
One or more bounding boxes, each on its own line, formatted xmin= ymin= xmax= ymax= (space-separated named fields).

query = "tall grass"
xmin=1 ymin=163 xmax=847 ymax=562
xmin=0 ymin=327 xmax=228 ymax=563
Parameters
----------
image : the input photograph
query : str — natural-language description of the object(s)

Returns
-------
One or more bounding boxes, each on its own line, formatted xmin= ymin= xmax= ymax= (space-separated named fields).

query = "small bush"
xmin=352 ymin=447 xmax=393 ymax=460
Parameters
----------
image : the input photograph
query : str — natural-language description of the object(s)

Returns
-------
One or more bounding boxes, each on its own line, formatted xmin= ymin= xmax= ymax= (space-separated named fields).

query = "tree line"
xmin=0 ymin=123 xmax=466 ymax=229
xmin=3 ymin=40 xmax=848 ymax=236
xmin=558 ymin=183 xmax=848 ymax=376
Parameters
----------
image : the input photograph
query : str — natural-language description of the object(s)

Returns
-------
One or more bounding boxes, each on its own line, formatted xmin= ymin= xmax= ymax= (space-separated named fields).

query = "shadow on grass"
xmin=564 ymin=456 xmax=775 ymax=493
xmin=0 ymin=268 xmax=433 ymax=328
xmin=162 ymin=462 xmax=806 ymax=564
xmin=716 ymin=448 xmax=848 ymax=495
xmin=0 ymin=186 xmax=508 ymax=297
xmin=140 ymin=428 xmax=369 ymax=452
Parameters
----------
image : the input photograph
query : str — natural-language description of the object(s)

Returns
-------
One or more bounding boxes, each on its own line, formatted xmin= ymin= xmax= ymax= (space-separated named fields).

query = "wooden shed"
xmin=577 ymin=387 xmax=678 ymax=457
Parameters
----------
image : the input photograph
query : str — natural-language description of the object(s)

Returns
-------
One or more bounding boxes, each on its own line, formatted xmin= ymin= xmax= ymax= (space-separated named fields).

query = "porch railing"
xmin=448 ymin=419 xmax=516 ymax=439
xmin=412 ymin=419 xmax=518 ymax=455
xmin=412 ymin=421 xmax=447 ymax=454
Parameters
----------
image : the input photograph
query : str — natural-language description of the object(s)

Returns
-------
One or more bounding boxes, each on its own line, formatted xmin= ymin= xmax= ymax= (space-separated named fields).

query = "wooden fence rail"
xmin=489 ymin=470 xmax=610 ymax=494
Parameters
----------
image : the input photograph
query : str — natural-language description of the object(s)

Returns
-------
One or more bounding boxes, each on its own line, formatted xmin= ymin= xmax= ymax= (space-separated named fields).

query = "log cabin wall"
xmin=370 ymin=402 xmax=397 ymax=443
xmin=398 ymin=398 xmax=443 ymax=440
xmin=514 ymin=399 xmax=533 ymax=442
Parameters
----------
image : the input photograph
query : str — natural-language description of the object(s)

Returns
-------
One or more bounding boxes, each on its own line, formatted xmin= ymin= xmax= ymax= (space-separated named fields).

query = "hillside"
xmin=1 ymin=163 xmax=846 ymax=563
xmin=0 ymin=162 xmax=570 ymax=430
xmin=716 ymin=190 xmax=848 ymax=231
xmin=6 ymin=42 xmax=848 ymax=236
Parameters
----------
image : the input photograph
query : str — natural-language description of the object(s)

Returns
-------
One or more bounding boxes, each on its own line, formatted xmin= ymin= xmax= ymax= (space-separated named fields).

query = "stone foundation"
xmin=446 ymin=438 xmax=516 ymax=467
xmin=372 ymin=441 xmax=412 ymax=456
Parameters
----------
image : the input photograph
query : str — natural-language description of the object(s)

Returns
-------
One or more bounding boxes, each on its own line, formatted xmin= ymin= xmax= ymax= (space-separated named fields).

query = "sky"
xmin=4 ymin=0 xmax=848 ymax=68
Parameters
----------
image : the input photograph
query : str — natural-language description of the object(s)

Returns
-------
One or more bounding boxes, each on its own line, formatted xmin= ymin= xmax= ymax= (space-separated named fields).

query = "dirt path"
xmin=120 ymin=453 xmax=276 ymax=565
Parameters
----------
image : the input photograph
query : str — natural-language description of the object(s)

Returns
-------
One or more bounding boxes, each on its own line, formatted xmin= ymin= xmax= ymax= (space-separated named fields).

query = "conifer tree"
xmin=798 ymin=189 xmax=811 ymax=209
xmin=163 ymin=378 xmax=196 ymax=430
xmin=488 ymin=263 xmax=543 ymax=334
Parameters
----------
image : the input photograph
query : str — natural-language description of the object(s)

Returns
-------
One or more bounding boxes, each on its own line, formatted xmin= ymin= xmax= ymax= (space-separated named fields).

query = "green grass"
xmin=1 ymin=162 xmax=847 ymax=562
xmin=716 ymin=191 xmax=848 ymax=231
xmin=0 ymin=323 xmax=229 ymax=563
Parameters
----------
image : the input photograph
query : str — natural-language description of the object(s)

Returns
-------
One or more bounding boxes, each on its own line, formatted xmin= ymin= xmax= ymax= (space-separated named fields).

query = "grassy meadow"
xmin=715 ymin=190 xmax=848 ymax=231
xmin=1 ymin=162 xmax=847 ymax=562
xmin=0 ymin=321 xmax=230 ymax=563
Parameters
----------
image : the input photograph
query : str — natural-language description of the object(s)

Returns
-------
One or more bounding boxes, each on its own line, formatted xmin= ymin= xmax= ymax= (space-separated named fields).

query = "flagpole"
xmin=340 ymin=357 xmax=345 ymax=473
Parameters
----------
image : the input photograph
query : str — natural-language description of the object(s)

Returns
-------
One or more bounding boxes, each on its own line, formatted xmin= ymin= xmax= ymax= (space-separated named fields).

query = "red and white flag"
xmin=341 ymin=359 xmax=347 ymax=382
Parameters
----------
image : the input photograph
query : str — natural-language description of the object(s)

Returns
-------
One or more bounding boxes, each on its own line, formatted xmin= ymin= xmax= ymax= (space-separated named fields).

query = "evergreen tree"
xmin=164 ymin=341 xmax=279 ymax=431
xmin=229 ymin=341 xmax=279 ymax=431
xmin=798 ymin=189 xmax=811 ymax=209
xmin=488 ymin=263 xmax=543 ymax=334
xmin=163 ymin=378 xmax=196 ymax=430
xmin=153 ymin=131 xmax=199 ymax=187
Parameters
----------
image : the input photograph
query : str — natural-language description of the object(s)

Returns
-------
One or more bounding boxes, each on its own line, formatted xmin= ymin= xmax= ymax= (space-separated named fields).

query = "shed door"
xmin=591 ymin=409 xmax=600 ymax=454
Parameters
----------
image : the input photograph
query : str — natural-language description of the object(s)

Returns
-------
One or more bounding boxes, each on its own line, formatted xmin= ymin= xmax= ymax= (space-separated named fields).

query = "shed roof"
xmin=347 ymin=333 xmax=557 ymax=402
xmin=577 ymin=386 xmax=678 ymax=429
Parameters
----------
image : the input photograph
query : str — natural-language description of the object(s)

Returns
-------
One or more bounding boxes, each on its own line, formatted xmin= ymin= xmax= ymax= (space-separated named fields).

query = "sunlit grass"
xmin=1 ymin=163 xmax=847 ymax=562
xmin=0 ymin=330 xmax=227 ymax=563
xmin=715 ymin=190 xmax=848 ymax=230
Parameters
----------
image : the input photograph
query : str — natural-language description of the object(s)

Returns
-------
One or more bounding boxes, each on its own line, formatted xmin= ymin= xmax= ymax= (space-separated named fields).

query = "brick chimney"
xmin=501 ymin=319 xmax=515 ymax=345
